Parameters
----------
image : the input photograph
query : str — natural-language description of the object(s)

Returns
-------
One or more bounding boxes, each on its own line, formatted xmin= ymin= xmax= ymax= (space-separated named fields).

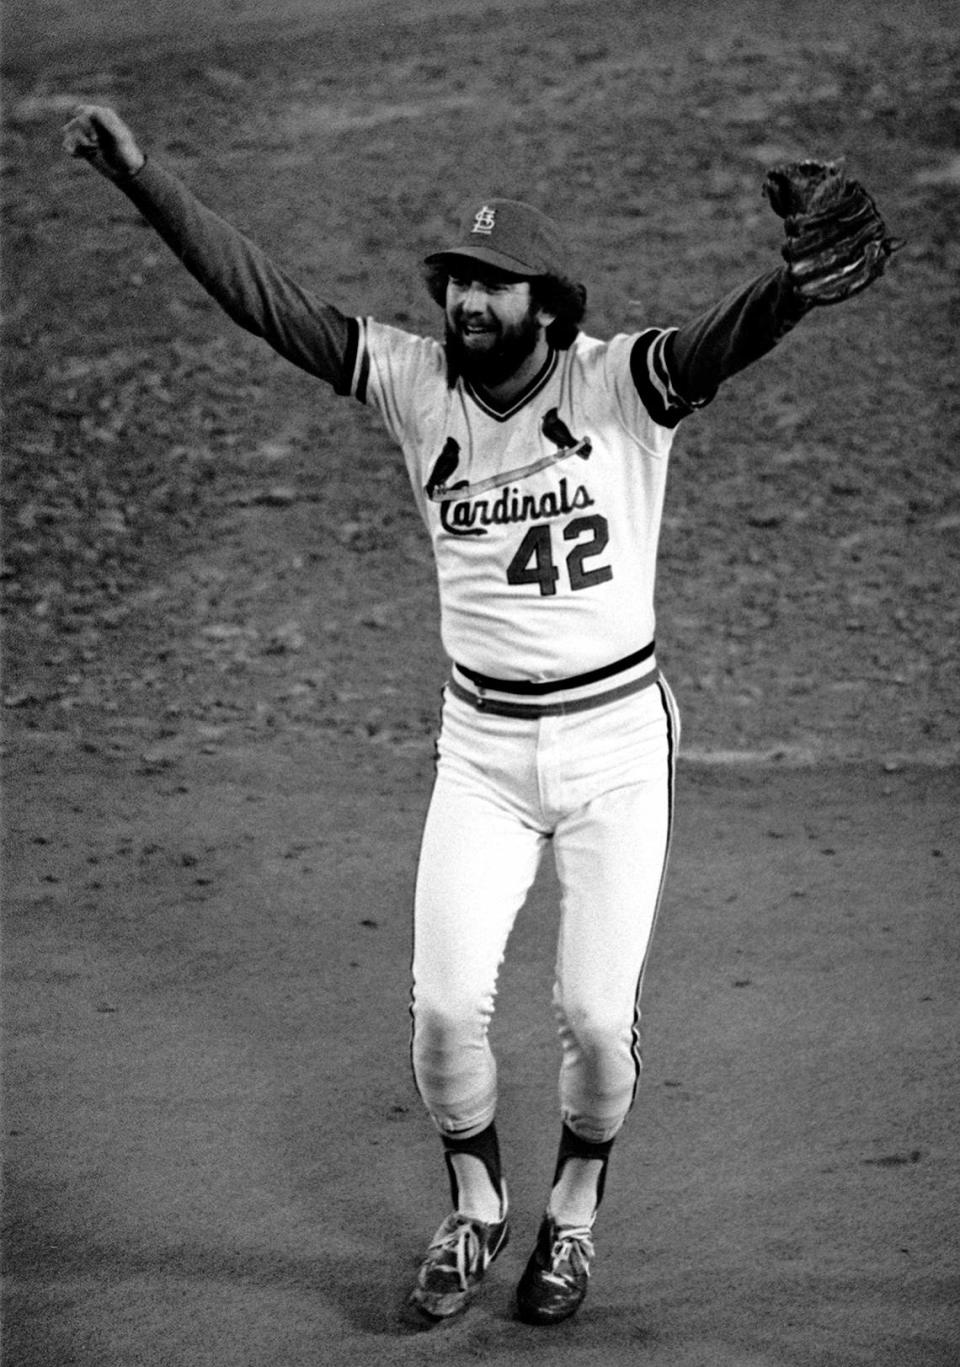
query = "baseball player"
xmin=63 ymin=105 xmax=895 ymax=1325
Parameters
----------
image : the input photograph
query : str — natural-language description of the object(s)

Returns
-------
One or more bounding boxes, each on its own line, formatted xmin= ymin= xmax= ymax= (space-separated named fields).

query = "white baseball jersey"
xmin=122 ymin=159 xmax=805 ymax=691
xmin=348 ymin=321 xmax=690 ymax=683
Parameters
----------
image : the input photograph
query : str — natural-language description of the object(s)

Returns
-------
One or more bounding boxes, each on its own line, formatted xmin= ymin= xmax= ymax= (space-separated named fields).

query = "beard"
xmin=444 ymin=308 xmax=542 ymax=389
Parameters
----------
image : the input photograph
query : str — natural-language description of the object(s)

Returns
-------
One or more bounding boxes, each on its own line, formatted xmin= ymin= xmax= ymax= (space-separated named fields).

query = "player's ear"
xmin=529 ymin=280 xmax=557 ymax=331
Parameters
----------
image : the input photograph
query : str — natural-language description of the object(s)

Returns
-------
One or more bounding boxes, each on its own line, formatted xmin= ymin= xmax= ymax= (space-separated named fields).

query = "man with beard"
xmin=62 ymin=104 xmax=887 ymax=1327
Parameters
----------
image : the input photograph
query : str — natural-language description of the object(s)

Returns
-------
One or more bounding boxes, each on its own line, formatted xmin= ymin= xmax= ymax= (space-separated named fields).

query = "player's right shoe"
xmin=407 ymin=1210 xmax=510 ymax=1320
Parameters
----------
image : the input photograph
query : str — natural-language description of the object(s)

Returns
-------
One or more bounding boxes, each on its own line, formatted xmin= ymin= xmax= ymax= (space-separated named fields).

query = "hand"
xmin=62 ymin=105 xmax=145 ymax=182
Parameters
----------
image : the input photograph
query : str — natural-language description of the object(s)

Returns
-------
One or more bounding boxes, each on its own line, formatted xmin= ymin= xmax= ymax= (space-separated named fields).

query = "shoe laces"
xmin=428 ymin=1216 xmax=487 ymax=1290
xmin=547 ymin=1224 xmax=595 ymax=1281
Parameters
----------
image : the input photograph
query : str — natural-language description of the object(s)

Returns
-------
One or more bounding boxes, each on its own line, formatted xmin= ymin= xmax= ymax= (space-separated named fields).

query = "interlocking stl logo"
xmin=471 ymin=205 xmax=496 ymax=235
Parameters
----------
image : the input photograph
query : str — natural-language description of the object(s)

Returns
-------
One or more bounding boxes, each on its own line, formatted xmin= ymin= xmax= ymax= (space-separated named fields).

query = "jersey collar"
xmin=464 ymin=347 xmax=558 ymax=421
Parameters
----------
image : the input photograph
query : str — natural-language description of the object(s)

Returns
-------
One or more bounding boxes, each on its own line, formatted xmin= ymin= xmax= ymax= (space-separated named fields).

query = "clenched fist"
xmin=62 ymin=105 xmax=145 ymax=181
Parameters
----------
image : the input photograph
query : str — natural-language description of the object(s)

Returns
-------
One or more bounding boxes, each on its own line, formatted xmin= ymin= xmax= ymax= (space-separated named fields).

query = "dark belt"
xmin=454 ymin=640 xmax=656 ymax=697
xmin=448 ymin=667 xmax=660 ymax=718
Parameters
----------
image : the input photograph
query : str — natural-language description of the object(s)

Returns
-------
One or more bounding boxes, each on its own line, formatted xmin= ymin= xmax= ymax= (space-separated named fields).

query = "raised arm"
xmin=664 ymin=266 xmax=810 ymax=407
xmin=62 ymin=105 xmax=358 ymax=393
xmin=649 ymin=157 xmax=898 ymax=411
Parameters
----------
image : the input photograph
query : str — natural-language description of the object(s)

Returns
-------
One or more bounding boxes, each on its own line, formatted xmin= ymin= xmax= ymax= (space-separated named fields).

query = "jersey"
xmin=120 ymin=159 xmax=811 ymax=689
xmin=348 ymin=322 xmax=692 ymax=682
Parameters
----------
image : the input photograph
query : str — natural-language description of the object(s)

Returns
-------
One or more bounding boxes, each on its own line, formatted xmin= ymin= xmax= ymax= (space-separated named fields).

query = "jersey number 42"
xmin=506 ymin=515 xmax=612 ymax=597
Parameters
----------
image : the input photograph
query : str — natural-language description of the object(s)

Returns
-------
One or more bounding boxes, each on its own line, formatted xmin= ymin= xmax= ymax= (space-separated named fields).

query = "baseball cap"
xmin=424 ymin=197 xmax=570 ymax=279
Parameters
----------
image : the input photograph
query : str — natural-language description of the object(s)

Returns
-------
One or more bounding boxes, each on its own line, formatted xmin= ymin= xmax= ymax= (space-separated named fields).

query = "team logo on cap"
xmin=471 ymin=205 xmax=497 ymax=235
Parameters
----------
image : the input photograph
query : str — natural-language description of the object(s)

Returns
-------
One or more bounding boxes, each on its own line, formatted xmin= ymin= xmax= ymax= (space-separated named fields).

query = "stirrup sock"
xmin=442 ymin=1122 xmax=505 ymax=1222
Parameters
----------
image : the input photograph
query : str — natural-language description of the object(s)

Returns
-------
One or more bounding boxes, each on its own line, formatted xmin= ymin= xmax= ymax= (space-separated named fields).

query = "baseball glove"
xmin=763 ymin=158 xmax=900 ymax=305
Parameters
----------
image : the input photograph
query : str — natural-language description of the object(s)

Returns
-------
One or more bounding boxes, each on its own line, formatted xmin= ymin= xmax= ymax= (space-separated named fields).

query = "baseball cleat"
xmin=407 ymin=1211 xmax=510 ymax=1320
xmin=515 ymin=1216 xmax=594 ymax=1325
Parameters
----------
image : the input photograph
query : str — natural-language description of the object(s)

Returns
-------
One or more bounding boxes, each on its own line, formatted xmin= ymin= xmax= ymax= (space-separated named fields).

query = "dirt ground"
xmin=2 ymin=1 xmax=959 ymax=1364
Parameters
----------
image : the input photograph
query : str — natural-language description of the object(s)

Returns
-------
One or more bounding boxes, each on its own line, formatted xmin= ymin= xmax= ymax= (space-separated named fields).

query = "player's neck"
xmin=472 ymin=335 xmax=553 ymax=411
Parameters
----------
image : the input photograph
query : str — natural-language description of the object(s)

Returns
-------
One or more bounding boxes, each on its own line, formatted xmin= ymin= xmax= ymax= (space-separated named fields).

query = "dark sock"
xmin=442 ymin=1121 xmax=504 ymax=1209
xmin=552 ymin=1123 xmax=615 ymax=1211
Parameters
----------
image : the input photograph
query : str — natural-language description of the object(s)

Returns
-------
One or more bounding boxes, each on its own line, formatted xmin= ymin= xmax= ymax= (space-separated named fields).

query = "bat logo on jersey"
xmin=429 ymin=410 xmax=596 ymax=537
xmin=426 ymin=409 xmax=592 ymax=505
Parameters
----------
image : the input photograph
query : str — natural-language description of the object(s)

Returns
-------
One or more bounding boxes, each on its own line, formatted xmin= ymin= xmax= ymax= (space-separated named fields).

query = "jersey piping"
xmin=629 ymin=328 xmax=701 ymax=429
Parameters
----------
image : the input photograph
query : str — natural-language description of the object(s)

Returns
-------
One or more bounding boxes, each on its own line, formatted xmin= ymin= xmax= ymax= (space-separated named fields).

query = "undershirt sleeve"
xmin=665 ymin=267 xmax=811 ymax=405
xmin=120 ymin=159 xmax=359 ymax=393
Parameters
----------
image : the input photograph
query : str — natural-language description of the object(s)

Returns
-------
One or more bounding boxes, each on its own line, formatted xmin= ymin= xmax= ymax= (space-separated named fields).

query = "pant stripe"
xmin=627 ymin=676 xmax=680 ymax=1094
xmin=406 ymin=684 xmax=447 ymax=1112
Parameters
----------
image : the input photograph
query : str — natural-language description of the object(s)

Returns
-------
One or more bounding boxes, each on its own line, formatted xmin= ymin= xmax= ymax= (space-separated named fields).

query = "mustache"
xmin=450 ymin=311 xmax=500 ymax=333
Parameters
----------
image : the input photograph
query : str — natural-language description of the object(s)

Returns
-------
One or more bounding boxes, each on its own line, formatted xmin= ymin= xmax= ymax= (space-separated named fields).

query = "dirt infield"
xmin=3 ymin=1 xmax=959 ymax=1364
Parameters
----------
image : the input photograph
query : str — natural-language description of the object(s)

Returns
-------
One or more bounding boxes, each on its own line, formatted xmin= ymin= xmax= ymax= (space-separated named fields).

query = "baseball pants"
xmin=410 ymin=674 xmax=679 ymax=1145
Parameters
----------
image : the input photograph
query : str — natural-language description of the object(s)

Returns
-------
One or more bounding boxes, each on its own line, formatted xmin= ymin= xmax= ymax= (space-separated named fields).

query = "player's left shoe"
xmin=515 ymin=1216 xmax=595 ymax=1325
xmin=407 ymin=1210 xmax=510 ymax=1320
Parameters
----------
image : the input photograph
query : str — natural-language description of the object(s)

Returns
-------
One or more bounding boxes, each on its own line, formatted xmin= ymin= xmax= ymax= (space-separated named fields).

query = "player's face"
xmin=444 ymin=270 xmax=546 ymax=386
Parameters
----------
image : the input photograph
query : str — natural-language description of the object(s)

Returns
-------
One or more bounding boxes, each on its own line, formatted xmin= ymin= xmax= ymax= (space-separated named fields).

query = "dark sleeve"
xmin=629 ymin=267 xmax=811 ymax=424
xmin=669 ymin=267 xmax=811 ymax=404
xmin=119 ymin=159 xmax=359 ymax=393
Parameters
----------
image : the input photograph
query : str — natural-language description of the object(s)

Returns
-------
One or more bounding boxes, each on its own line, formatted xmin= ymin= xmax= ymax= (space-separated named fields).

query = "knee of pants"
xmin=411 ymin=995 xmax=492 ymax=1065
xmin=555 ymin=998 xmax=634 ymax=1060
xmin=410 ymin=1000 xmax=498 ymax=1132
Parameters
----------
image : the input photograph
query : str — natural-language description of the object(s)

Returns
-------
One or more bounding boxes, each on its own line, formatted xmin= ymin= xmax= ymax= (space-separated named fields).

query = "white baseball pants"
xmin=410 ymin=675 xmax=679 ymax=1144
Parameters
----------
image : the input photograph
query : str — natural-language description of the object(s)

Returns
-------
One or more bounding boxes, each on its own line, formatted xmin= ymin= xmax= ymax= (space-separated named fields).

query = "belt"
xmin=449 ymin=642 xmax=659 ymax=718
xmin=448 ymin=669 xmax=660 ymax=718
xmin=455 ymin=641 xmax=655 ymax=696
